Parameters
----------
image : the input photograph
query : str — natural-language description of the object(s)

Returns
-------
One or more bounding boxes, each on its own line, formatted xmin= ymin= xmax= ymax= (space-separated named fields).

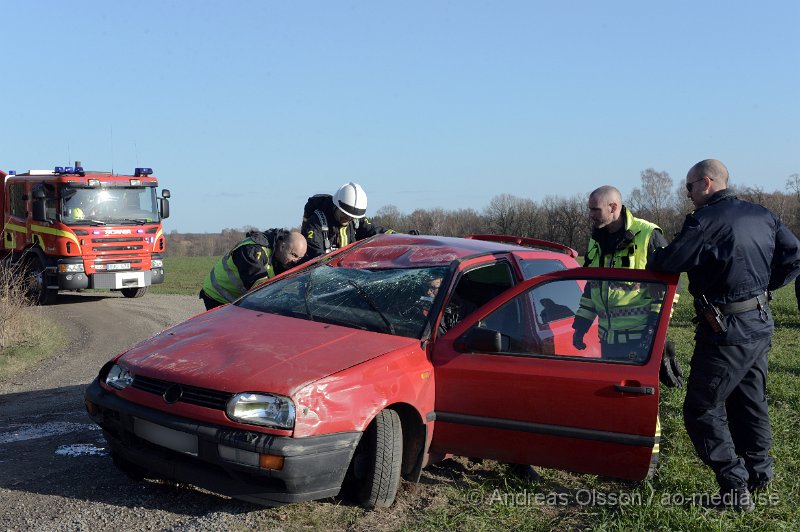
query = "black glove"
xmin=659 ymin=338 xmax=684 ymax=388
xmin=408 ymin=229 xmax=420 ymax=235
xmin=572 ymin=330 xmax=586 ymax=350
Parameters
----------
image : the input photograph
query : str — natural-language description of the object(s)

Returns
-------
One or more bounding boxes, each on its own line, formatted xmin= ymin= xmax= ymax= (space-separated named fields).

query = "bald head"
xmin=688 ymin=159 xmax=729 ymax=187
xmin=275 ymin=230 xmax=307 ymax=269
xmin=587 ymin=185 xmax=624 ymax=231
xmin=686 ymin=159 xmax=729 ymax=207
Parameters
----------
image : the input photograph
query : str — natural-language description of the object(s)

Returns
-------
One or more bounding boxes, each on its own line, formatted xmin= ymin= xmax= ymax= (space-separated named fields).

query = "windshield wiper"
xmin=114 ymin=218 xmax=151 ymax=225
xmin=346 ymin=279 xmax=395 ymax=335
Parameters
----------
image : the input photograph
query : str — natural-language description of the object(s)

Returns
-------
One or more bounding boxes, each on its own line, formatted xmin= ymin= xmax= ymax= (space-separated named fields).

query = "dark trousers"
xmin=199 ymin=289 xmax=224 ymax=311
xmin=683 ymin=337 xmax=773 ymax=490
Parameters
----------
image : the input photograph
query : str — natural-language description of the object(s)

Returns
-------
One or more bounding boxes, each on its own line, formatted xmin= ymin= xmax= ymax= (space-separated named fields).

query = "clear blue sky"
xmin=2 ymin=1 xmax=798 ymax=233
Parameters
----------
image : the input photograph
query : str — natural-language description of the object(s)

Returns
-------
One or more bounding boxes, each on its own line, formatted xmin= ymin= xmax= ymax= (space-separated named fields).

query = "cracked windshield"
xmin=238 ymin=264 xmax=449 ymax=338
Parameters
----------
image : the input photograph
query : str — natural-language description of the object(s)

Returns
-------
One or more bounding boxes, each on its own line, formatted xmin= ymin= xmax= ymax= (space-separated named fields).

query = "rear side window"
xmin=519 ymin=258 xmax=567 ymax=280
xmin=8 ymin=183 xmax=26 ymax=218
xmin=519 ymin=259 xmax=577 ymax=325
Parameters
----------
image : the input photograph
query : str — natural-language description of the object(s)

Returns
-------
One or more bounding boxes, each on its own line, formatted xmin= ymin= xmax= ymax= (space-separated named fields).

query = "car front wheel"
xmin=349 ymin=409 xmax=403 ymax=509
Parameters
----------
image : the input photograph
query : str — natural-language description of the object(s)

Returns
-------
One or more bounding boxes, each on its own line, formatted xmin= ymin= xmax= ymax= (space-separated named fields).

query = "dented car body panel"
xmin=85 ymin=233 xmax=678 ymax=507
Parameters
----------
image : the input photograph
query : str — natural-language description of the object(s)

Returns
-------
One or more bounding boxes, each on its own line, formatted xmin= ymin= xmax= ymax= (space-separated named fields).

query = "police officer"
xmin=648 ymin=159 xmax=800 ymax=511
xmin=572 ymin=186 xmax=678 ymax=368
xmin=199 ymin=229 xmax=307 ymax=310
xmin=301 ymin=182 xmax=393 ymax=261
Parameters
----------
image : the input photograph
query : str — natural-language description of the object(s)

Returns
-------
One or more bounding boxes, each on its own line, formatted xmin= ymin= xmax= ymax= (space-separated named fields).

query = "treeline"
xmin=165 ymin=169 xmax=800 ymax=257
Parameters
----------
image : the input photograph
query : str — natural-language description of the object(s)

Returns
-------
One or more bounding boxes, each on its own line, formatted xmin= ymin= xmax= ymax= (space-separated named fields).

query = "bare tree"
xmin=628 ymin=168 xmax=674 ymax=230
xmin=484 ymin=194 xmax=520 ymax=235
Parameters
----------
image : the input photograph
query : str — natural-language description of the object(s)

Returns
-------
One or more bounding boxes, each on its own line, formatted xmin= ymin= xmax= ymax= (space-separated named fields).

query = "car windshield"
xmin=60 ymin=185 xmax=159 ymax=225
xmin=238 ymin=264 xmax=450 ymax=338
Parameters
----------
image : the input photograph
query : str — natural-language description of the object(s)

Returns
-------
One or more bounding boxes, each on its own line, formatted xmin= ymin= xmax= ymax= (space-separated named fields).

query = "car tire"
xmin=350 ymin=409 xmax=403 ymax=509
xmin=25 ymin=257 xmax=57 ymax=305
xmin=121 ymin=286 xmax=148 ymax=298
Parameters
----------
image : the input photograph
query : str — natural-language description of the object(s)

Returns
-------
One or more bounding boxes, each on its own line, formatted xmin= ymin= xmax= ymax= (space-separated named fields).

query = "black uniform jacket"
xmin=301 ymin=195 xmax=392 ymax=260
xmin=232 ymin=229 xmax=284 ymax=290
xmin=648 ymin=190 xmax=800 ymax=345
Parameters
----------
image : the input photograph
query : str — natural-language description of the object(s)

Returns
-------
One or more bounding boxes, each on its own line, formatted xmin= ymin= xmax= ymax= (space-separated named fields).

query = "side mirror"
xmin=161 ymin=189 xmax=171 ymax=199
xmin=454 ymin=327 xmax=507 ymax=353
xmin=159 ymin=197 xmax=170 ymax=219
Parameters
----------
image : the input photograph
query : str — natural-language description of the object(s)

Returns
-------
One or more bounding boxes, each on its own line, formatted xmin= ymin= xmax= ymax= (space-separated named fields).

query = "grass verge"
xmin=0 ymin=308 xmax=65 ymax=381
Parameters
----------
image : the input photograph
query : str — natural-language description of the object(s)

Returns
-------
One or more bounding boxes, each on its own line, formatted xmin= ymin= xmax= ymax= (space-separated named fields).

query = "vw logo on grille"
xmin=163 ymin=384 xmax=183 ymax=404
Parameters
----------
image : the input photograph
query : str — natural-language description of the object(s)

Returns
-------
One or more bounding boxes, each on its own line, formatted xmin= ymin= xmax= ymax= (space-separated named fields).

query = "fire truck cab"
xmin=1 ymin=164 xmax=170 ymax=304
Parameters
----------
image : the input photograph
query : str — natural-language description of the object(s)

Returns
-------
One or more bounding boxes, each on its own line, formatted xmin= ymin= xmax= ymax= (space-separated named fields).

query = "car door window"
xmin=442 ymin=261 xmax=514 ymax=333
xmin=466 ymin=277 xmax=668 ymax=364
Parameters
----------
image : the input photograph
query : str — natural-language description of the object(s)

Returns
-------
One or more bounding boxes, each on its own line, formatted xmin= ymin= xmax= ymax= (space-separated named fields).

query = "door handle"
xmin=614 ymin=384 xmax=655 ymax=395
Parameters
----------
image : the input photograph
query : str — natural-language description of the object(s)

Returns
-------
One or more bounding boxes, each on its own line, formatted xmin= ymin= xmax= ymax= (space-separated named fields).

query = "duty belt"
xmin=715 ymin=292 xmax=768 ymax=315
xmin=599 ymin=328 xmax=644 ymax=344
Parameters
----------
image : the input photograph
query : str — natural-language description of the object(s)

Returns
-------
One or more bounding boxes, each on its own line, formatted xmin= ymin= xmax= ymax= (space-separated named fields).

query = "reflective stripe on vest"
xmin=576 ymin=211 xmax=661 ymax=341
xmin=203 ymin=238 xmax=272 ymax=304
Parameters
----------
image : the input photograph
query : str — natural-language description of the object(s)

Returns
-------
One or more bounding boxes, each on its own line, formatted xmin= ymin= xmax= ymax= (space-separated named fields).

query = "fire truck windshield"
xmin=60 ymin=186 xmax=160 ymax=225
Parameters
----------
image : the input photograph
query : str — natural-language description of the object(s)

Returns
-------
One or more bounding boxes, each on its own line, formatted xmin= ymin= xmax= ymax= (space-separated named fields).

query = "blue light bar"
xmin=134 ymin=167 xmax=153 ymax=177
xmin=53 ymin=166 xmax=84 ymax=175
xmin=8 ymin=170 xmax=15 ymax=175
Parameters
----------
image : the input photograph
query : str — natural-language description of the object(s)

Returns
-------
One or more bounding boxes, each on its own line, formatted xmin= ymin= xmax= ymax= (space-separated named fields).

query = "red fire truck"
xmin=0 ymin=163 xmax=170 ymax=304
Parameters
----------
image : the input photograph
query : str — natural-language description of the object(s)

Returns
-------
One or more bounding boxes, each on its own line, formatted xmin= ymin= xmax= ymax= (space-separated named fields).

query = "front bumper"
xmin=85 ymin=379 xmax=361 ymax=506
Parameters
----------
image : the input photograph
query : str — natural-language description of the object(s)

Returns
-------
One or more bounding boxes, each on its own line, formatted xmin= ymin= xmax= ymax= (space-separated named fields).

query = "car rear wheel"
xmin=349 ymin=409 xmax=403 ymax=509
xmin=121 ymin=286 xmax=148 ymax=298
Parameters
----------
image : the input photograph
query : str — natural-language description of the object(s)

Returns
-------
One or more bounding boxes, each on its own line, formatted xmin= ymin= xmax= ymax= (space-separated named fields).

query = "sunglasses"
xmin=686 ymin=178 xmax=705 ymax=192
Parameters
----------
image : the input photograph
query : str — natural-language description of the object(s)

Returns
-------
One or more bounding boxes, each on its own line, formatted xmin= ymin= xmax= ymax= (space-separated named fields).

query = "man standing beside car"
xmin=571 ymin=186 xmax=682 ymax=382
xmin=647 ymin=159 xmax=800 ymax=512
xmin=199 ymin=228 xmax=307 ymax=310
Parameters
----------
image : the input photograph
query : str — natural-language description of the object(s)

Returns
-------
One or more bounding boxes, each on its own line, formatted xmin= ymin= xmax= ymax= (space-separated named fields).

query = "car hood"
xmin=119 ymin=305 xmax=419 ymax=396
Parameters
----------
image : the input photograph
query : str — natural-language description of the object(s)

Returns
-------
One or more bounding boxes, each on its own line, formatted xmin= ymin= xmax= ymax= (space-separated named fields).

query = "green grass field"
xmin=149 ymin=256 xmax=220 ymax=296
xmin=142 ymin=258 xmax=800 ymax=528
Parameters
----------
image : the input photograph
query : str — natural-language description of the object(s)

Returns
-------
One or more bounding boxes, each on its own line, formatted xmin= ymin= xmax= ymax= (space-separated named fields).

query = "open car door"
xmin=429 ymin=267 xmax=679 ymax=481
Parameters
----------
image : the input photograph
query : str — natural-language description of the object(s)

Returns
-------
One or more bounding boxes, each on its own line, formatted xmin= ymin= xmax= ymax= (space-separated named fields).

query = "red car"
xmin=85 ymin=233 xmax=678 ymax=508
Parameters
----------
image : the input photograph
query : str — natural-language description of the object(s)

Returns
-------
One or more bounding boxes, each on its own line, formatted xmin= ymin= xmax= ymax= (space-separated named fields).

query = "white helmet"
xmin=333 ymin=182 xmax=368 ymax=219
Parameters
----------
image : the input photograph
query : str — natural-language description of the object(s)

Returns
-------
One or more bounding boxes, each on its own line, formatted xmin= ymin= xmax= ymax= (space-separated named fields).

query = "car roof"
xmin=331 ymin=233 xmax=576 ymax=269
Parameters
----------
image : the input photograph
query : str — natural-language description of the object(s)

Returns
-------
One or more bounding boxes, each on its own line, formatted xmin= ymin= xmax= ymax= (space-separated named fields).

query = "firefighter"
xmin=572 ymin=186 xmax=680 ymax=371
xmin=648 ymin=159 xmax=800 ymax=511
xmin=199 ymin=229 xmax=307 ymax=311
xmin=300 ymin=182 xmax=393 ymax=261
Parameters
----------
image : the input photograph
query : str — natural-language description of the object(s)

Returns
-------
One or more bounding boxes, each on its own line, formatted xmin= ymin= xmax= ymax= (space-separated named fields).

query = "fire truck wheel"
xmin=121 ymin=286 xmax=148 ymax=298
xmin=25 ymin=258 xmax=57 ymax=305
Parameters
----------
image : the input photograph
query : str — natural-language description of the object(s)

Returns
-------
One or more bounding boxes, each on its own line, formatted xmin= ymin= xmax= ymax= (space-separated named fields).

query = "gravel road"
xmin=0 ymin=293 xmax=286 ymax=531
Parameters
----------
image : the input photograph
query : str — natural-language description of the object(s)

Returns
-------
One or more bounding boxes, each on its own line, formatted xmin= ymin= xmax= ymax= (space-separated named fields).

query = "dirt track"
xmin=0 ymin=293 xmax=458 ymax=531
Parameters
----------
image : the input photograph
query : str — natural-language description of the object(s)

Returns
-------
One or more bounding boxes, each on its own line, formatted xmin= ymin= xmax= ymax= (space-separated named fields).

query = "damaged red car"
xmin=85 ymin=233 xmax=678 ymax=508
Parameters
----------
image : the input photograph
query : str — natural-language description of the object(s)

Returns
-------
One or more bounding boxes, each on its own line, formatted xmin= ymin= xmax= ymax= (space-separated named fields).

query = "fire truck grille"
xmin=132 ymin=375 xmax=233 ymax=410
xmin=92 ymin=245 xmax=145 ymax=251
xmin=93 ymin=237 xmax=144 ymax=243
xmin=91 ymin=237 xmax=146 ymax=252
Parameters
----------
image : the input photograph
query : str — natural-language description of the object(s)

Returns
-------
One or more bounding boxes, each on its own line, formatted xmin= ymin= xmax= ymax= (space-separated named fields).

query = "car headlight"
xmin=226 ymin=393 xmax=295 ymax=429
xmin=151 ymin=258 xmax=163 ymax=268
xmin=105 ymin=364 xmax=134 ymax=390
